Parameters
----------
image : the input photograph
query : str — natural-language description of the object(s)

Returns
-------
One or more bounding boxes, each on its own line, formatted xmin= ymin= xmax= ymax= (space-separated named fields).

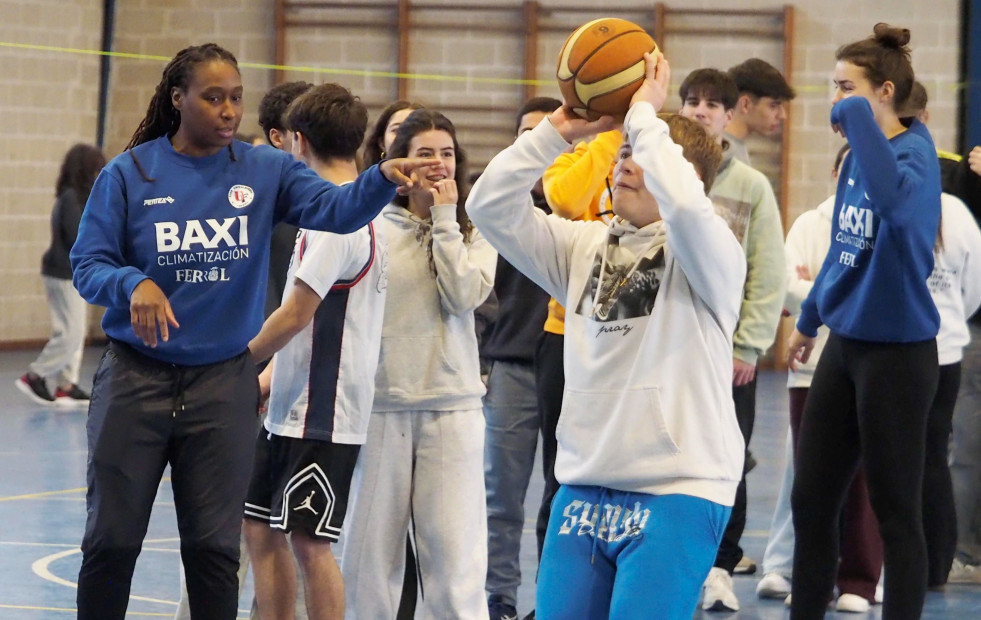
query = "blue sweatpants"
xmin=537 ymin=485 xmax=730 ymax=620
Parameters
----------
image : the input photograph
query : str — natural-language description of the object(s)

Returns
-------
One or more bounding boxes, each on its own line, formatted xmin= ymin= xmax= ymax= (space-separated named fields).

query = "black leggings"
xmin=790 ymin=334 xmax=938 ymax=620
xmin=923 ymin=362 xmax=961 ymax=586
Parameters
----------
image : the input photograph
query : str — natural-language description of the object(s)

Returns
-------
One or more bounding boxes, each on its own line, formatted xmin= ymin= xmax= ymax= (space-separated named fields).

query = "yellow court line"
xmin=6 ymin=40 xmax=967 ymax=92
xmin=0 ymin=478 xmax=172 ymax=503
xmin=0 ymin=487 xmax=86 ymax=503
xmin=0 ymin=41 xmax=551 ymax=87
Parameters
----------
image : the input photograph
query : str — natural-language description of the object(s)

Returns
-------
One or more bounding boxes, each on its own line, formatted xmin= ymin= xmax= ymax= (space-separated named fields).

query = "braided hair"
xmin=126 ymin=43 xmax=240 ymax=179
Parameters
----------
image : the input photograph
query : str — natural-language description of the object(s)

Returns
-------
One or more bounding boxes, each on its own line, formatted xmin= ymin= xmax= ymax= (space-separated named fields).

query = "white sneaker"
xmin=756 ymin=572 xmax=792 ymax=599
xmin=835 ymin=593 xmax=871 ymax=613
xmin=702 ymin=567 xmax=740 ymax=612
xmin=948 ymin=557 xmax=981 ymax=585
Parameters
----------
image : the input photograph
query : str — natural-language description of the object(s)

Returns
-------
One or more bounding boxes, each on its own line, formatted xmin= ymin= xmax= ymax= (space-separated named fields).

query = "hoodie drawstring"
xmin=591 ymin=487 xmax=611 ymax=565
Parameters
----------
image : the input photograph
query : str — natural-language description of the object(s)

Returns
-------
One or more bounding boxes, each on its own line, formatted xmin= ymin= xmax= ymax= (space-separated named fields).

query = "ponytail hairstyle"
xmin=835 ymin=23 xmax=914 ymax=113
xmin=363 ymin=100 xmax=424 ymax=167
xmin=125 ymin=43 xmax=240 ymax=180
xmin=56 ymin=143 xmax=106 ymax=207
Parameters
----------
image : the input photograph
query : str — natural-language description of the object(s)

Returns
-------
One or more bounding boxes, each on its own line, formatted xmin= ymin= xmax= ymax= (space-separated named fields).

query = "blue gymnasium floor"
xmin=1 ymin=347 xmax=979 ymax=618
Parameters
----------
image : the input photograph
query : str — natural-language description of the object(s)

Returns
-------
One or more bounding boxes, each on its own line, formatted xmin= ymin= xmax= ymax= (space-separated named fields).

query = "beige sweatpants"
xmin=340 ymin=409 xmax=489 ymax=620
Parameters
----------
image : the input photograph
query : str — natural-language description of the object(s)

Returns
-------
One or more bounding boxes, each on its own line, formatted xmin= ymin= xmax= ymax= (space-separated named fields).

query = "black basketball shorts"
xmin=244 ymin=430 xmax=360 ymax=542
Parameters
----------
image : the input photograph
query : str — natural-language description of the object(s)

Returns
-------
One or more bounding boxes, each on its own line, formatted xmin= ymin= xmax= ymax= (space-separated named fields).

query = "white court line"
xmin=31 ymin=537 xmax=183 ymax=605
xmin=24 ymin=537 xmax=251 ymax=616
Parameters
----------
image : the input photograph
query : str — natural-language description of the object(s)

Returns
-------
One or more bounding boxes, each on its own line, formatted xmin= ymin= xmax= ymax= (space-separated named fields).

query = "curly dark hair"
xmin=258 ymin=81 xmax=314 ymax=144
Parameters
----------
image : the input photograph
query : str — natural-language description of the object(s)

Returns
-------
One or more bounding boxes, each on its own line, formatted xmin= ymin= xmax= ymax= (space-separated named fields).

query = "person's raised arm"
xmin=831 ymin=96 xmax=931 ymax=225
xmin=425 ymin=181 xmax=497 ymax=315
xmin=466 ymin=109 xmax=612 ymax=304
xmin=625 ymin=53 xmax=746 ymax=322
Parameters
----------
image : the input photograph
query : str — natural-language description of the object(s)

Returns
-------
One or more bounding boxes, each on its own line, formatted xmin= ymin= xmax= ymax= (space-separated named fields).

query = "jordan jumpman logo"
xmin=295 ymin=490 xmax=318 ymax=514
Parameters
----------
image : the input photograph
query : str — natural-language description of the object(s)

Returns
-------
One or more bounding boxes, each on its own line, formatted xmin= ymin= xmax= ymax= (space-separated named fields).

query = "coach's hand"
xmin=380 ymin=157 xmax=442 ymax=194
xmin=130 ymin=279 xmax=180 ymax=347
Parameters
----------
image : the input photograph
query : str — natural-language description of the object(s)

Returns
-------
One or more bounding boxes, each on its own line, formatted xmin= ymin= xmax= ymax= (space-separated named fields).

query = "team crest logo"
xmin=228 ymin=185 xmax=254 ymax=209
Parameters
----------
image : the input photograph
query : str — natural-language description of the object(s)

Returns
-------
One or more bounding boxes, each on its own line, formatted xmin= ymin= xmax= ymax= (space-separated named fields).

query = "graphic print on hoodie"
xmin=575 ymin=233 xmax=666 ymax=322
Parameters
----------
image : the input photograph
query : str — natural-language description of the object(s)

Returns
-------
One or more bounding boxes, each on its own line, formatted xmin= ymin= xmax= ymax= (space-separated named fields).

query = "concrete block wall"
xmin=104 ymin=0 xmax=275 ymax=157
xmin=0 ymin=0 xmax=103 ymax=343
xmin=0 ymin=0 xmax=965 ymax=344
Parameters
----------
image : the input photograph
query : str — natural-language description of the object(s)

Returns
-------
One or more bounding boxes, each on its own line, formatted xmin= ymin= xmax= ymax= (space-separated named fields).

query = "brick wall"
xmin=0 ymin=0 xmax=964 ymax=344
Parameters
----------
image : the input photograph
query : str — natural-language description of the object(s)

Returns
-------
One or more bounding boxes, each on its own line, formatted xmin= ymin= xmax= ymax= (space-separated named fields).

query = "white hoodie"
xmin=784 ymin=195 xmax=834 ymax=389
xmin=929 ymin=193 xmax=981 ymax=365
xmin=467 ymin=103 xmax=746 ymax=506
xmin=371 ymin=203 xmax=496 ymax=412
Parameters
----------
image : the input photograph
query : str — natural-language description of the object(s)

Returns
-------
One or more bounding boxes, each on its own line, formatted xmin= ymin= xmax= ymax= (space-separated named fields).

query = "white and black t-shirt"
xmin=264 ymin=221 xmax=387 ymax=443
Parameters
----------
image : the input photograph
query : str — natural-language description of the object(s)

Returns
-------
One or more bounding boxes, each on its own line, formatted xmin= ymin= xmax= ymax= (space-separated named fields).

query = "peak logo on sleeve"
xmin=228 ymin=185 xmax=255 ymax=209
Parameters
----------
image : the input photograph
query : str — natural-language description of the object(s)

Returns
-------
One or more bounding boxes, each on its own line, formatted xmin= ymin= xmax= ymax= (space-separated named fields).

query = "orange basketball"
xmin=556 ymin=18 xmax=659 ymax=121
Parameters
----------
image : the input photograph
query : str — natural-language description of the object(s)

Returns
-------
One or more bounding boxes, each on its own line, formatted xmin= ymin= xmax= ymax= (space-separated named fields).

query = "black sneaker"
xmin=54 ymin=384 xmax=91 ymax=407
xmin=488 ymin=597 xmax=518 ymax=620
xmin=15 ymin=373 xmax=55 ymax=406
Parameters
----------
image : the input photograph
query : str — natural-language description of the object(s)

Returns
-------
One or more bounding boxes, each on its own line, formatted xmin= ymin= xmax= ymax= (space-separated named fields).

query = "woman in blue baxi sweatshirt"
xmin=785 ymin=24 xmax=941 ymax=620
xmin=69 ymin=43 xmax=436 ymax=620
